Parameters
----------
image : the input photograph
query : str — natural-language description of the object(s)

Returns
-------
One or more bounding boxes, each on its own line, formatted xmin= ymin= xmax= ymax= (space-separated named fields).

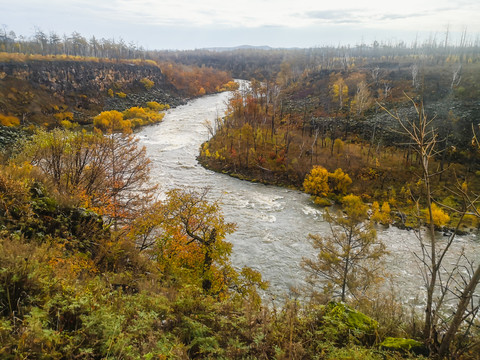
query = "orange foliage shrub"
xmin=160 ymin=62 xmax=232 ymax=97
xmin=0 ymin=114 xmax=20 ymax=127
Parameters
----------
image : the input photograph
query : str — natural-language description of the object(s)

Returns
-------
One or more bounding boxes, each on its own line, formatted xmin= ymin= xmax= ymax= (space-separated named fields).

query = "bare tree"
xmin=22 ymin=129 xmax=155 ymax=230
xmin=451 ymin=63 xmax=462 ymax=89
xmin=382 ymin=98 xmax=480 ymax=358
xmin=372 ymin=66 xmax=380 ymax=81
xmin=411 ymin=64 xmax=419 ymax=88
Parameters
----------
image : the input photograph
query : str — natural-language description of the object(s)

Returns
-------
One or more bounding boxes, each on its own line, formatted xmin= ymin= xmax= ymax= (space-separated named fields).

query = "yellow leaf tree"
xmin=162 ymin=188 xmax=236 ymax=293
xmin=328 ymin=168 xmax=352 ymax=194
xmin=303 ymin=165 xmax=330 ymax=198
xmin=331 ymin=76 xmax=349 ymax=110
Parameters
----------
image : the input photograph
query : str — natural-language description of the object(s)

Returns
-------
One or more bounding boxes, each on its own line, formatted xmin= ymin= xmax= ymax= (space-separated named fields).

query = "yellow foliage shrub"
xmin=329 ymin=168 xmax=352 ymax=194
xmin=140 ymin=77 xmax=154 ymax=90
xmin=223 ymin=81 xmax=239 ymax=91
xmin=146 ymin=101 xmax=161 ymax=111
xmin=304 ymin=166 xmax=330 ymax=197
xmin=94 ymin=110 xmax=131 ymax=132
xmin=60 ymin=120 xmax=74 ymax=129
xmin=304 ymin=166 xmax=353 ymax=199
xmin=146 ymin=102 xmax=170 ymax=111
xmin=426 ymin=203 xmax=450 ymax=227
xmin=371 ymin=201 xmax=392 ymax=225
xmin=129 ymin=118 xmax=145 ymax=127
xmin=122 ymin=106 xmax=165 ymax=128
xmin=123 ymin=107 xmax=147 ymax=120
xmin=54 ymin=112 xmax=74 ymax=122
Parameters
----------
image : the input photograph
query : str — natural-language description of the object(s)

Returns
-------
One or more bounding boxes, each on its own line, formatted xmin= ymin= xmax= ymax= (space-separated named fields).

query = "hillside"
xmin=0 ymin=54 xmax=233 ymax=127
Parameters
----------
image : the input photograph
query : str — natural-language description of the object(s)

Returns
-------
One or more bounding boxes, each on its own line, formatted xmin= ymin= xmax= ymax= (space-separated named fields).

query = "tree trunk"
xmin=423 ymin=152 xmax=438 ymax=347
xmin=438 ymin=264 xmax=480 ymax=358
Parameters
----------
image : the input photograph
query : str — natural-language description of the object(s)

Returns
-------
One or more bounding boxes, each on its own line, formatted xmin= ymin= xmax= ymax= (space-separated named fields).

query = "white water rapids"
xmin=137 ymin=90 xmax=480 ymax=304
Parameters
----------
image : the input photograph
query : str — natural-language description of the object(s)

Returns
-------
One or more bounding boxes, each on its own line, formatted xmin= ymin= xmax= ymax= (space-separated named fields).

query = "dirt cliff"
xmin=0 ymin=59 xmax=183 ymax=125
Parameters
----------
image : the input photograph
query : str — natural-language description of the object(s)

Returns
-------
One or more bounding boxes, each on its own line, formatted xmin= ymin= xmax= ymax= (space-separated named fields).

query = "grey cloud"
xmin=307 ymin=10 xmax=347 ymax=19
xmin=378 ymin=4 xmax=468 ymax=22
xmin=379 ymin=13 xmax=427 ymax=21
xmin=303 ymin=9 xmax=363 ymax=24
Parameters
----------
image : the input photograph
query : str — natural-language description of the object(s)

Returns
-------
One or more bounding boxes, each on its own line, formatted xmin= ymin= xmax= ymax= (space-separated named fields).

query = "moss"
xmin=380 ymin=337 xmax=422 ymax=350
xmin=379 ymin=337 xmax=428 ymax=356
xmin=328 ymin=302 xmax=377 ymax=334
xmin=322 ymin=302 xmax=378 ymax=346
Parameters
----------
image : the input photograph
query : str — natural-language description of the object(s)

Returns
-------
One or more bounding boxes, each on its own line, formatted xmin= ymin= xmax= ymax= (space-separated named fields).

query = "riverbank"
xmin=198 ymin=152 xmax=302 ymax=189
xmin=198 ymin=145 xmax=479 ymax=236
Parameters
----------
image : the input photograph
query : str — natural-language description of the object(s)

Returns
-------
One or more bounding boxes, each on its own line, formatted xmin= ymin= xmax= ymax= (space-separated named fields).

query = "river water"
xmin=137 ymin=90 xmax=479 ymax=302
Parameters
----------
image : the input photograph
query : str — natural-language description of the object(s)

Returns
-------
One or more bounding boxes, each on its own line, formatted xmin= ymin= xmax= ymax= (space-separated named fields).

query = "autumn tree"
xmin=371 ymin=201 xmax=392 ymax=225
xmin=329 ymin=74 xmax=350 ymax=148
xmin=303 ymin=166 xmax=352 ymax=202
xmin=351 ymin=81 xmax=372 ymax=117
xmin=21 ymin=128 xmax=105 ymax=196
xmin=20 ymin=128 xmax=154 ymax=229
xmin=240 ymin=123 xmax=254 ymax=166
xmin=330 ymin=75 xmax=349 ymax=111
xmin=162 ymin=188 xmax=236 ymax=292
xmin=303 ymin=166 xmax=330 ymax=198
xmin=125 ymin=188 xmax=267 ymax=299
xmin=127 ymin=200 xmax=166 ymax=252
xmin=328 ymin=168 xmax=352 ymax=194
xmin=384 ymin=100 xmax=444 ymax=347
xmin=302 ymin=195 xmax=387 ymax=301
xmin=98 ymin=133 xmax=154 ymax=228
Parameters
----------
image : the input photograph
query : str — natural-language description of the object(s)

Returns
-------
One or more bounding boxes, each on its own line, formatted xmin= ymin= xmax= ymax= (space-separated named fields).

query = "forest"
xmin=1 ymin=29 xmax=480 ymax=359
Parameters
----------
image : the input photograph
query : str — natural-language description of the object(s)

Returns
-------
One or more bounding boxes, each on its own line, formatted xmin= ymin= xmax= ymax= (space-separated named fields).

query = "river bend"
xmin=137 ymin=90 xmax=479 ymax=302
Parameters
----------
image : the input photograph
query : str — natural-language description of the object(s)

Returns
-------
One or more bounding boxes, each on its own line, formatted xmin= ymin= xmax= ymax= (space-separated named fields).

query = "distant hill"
xmin=203 ymin=45 xmax=274 ymax=52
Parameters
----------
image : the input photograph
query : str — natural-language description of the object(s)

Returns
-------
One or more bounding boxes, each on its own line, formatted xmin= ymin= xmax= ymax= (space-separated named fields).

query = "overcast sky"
xmin=1 ymin=0 xmax=479 ymax=50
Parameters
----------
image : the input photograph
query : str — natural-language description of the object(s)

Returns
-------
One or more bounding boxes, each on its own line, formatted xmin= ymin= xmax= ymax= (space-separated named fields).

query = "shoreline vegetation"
xmin=198 ymin=149 xmax=477 ymax=235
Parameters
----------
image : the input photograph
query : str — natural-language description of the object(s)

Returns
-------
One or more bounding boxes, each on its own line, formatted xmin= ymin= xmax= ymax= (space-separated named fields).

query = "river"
xmin=137 ymin=90 xmax=479 ymax=303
